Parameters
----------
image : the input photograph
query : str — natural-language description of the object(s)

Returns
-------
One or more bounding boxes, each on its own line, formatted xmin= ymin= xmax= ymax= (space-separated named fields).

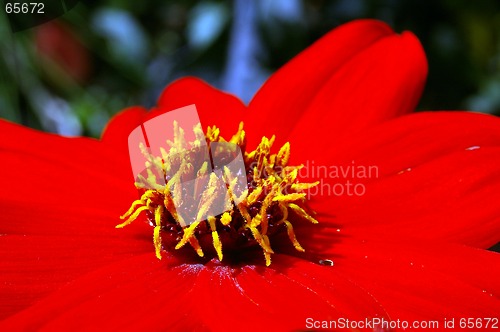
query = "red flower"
xmin=1 ymin=20 xmax=500 ymax=331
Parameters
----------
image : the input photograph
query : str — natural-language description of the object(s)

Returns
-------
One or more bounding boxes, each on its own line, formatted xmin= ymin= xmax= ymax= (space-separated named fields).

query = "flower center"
xmin=117 ymin=122 xmax=318 ymax=266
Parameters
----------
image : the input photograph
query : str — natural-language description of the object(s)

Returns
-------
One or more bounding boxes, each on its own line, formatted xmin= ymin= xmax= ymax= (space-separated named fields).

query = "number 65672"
xmin=5 ymin=2 xmax=45 ymax=14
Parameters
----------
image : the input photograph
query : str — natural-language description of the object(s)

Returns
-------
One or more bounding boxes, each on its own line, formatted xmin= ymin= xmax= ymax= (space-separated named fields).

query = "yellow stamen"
xmin=220 ymin=211 xmax=232 ymax=226
xmin=246 ymin=225 xmax=274 ymax=254
xmin=230 ymin=122 xmax=246 ymax=145
xmin=208 ymin=216 xmax=223 ymax=261
xmin=247 ymin=186 xmax=263 ymax=205
xmin=118 ymin=121 xmax=319 ymax=266
xmin=262 ymin=235 xmax=272 ymax=266
xmin=120 ymin=200 xmax=144 ymax=220
xmin=291 ymin=181 xmax=320 ymax=191
xmin=116 ymin=205 xmax=149 ymax=228
xmin=255 ymin=185 xmax=276 ymax=235
xmin=153 ymin=226 xmax=162 ymax=259
xmin=282 ymin=220 xmax=305 ymax=252
xmin=189 ymin=236 xmax=204 ymax=257
xmin=196 ymin=172 xmax=220 ymax=221
xmin=175 ymin=221 xmax=202 ymax=250
xmin=276 ymin=142 xmax=290 ymax=167
xmin=272 ymin=193 xmax=306 ymax=203
xmin=289 ymin=203 xmax=319 ymax=224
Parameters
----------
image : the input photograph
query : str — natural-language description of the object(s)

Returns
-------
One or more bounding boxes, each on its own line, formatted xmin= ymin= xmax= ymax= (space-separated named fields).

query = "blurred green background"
xmin=0 ymin=0 xmax=499 ymax=137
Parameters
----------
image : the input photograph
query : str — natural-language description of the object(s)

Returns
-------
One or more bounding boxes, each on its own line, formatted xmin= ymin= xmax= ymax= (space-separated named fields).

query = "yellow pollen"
xmin=118 ymin=121 xmax=319 ymax=266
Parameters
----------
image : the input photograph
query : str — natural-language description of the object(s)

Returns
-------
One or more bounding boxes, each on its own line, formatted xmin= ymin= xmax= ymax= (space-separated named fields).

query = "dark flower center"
xmin=117 ymin=122 xmax=318 ymax=266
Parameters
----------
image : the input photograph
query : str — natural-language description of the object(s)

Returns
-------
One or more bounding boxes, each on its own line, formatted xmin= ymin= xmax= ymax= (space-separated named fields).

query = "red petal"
xmin=0 ymin=234 xmax=148 ymax=319
xmin=303 ymin=112 xmax=500 ymax=248
xmin=0 ymin=120 xmax=136 ymax=235
xmin=286 ymin=31 xmax=427 ymax=159
xmin=329 ymin=239 xmax=500 ymax=323
xmin=196 ymin=256 xmax=389 ymax=331
xmin=312 ymin=149 xmax=500 ymax=248
xmin=101 ymin=106 xmax=148 ymax=154
xmin=102 ymin=78 xmax=246 ymax=152
xmin=157 ymin=77 xmax=246 ymax=136
xmin=2 ymin=242 xmax=499 ymax=331
xmin=304 ymin=111 xmax=500 ymax=170
xmin=0 ymin=254 xmax=208 ymax=331
xmin=0 ymin=253 xmax=389 ymax=331
xmin=246 ymin=19 xmax=426 ymax=149
xmin=0 ymin=120 xmax=151 ymax=316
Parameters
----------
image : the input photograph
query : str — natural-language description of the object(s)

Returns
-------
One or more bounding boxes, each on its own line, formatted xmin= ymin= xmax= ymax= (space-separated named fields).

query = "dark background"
xmin=0 ymin=0 xmax=499 ymax=138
